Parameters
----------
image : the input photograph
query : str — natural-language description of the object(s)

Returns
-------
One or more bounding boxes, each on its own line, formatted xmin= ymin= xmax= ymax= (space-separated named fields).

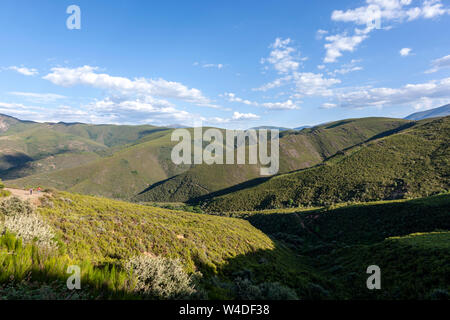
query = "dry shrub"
xmin=124 ymin=255 xmax=198 ymax=299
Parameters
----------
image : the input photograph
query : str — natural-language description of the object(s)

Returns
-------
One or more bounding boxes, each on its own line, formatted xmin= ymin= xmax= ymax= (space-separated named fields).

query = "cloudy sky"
xmin=0 ymin=0 xmax=449 ymax=129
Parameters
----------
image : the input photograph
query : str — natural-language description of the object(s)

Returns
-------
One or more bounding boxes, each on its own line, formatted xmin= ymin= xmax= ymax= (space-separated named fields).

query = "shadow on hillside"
xmin=204 ymin=243 xmax=338 ymax=300
xmin=187 ymin=176 xmax=271 ymax=204
xmin=244 ymin=194 xmax=450 ymax=247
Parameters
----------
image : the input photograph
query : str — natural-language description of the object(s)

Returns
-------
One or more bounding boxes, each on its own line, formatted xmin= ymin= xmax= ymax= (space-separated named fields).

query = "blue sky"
xmin=0 ymin=0 xmax=449 ymax=129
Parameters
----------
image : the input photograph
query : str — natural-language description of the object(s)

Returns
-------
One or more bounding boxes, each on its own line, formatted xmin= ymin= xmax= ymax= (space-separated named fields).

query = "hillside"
xmin=202 ymin=116 xmax=449 ymax=212
xmin=134 ymin=117 xmax=411 ymax=202
xmin=0 ymin=191 xmax=330 ymax=299
xmin=241 ymin=194 xmax=450 ymax=299
xmin=6 ymin=116 xmax=409 ymax=201
xmin=7 ymin=129 xmax=189 ymax=199
xmin=1 ymin=190 xmax=448 ymax=299
xmin=405 ymin=104 xmax=450 ymax=120
xmin=0 ymin=115 xmax=170 ymax=181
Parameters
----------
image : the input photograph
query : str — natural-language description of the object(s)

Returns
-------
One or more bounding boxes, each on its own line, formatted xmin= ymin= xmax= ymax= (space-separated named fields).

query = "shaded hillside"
xmin=202 ymin=117 xmax=450 ymax=212
xmin=135 ymin=117 xmax=411 ymax=202
xmin=241 ymin=194 xmax=450 ymax=299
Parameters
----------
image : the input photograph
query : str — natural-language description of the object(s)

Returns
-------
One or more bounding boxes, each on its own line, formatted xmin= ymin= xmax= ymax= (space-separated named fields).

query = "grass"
xmin=0 ymin=232 xmax=135 ymax=299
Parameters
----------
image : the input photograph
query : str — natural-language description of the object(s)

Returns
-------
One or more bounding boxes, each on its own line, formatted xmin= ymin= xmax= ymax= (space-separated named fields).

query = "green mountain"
xmin=134 ymin=117 xmax=411 ymax=202
xmin=0 ymin=114 xmax=170 ymax=182
xmin=202 ymin=116 xmax=450 ymax=212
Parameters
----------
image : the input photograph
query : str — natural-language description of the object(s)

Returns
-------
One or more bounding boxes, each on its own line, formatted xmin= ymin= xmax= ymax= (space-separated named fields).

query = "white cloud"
xmin=324 ymin=33 xmax=368 ymax=63
xmin=399 ymin=47 xmax=412 ymax=56
xmin=253 ymin=75 xmax=292 ymax=92
xmin=232 ymin=111 xmax=260 ymax=120
xmin=261 ymin=38 xmax=301 ymax=74
xmin=316 ymin=29 xmax=329 ymax=40
xmin=293 ymin=72 xmax=341 ymax=96
xmin=255 ymin=38 xmax=341 ymax=98
xmin=334 ymin=77 xmax=450 ymax=109
xmin=7 ymin=66 xmax=38 ymax=76
xmin=202 ymin=63 xmax=224 ymax=69
xmin=425 ymin=54 xmax=450 ymax=73
xmin=8 ymin=92 xmax=67 ymax=103
xmin=330 ymin=66 xmax=363 ymax=75
xmin=223 ymin=92 xmax=256 ymax=105
xmin=321 ymin=103 xmax=338 ymax=109
xmin=43 ymin=65 xmax=215 ymax=107
xmin=222 ymin=92 xmax=301 ymax=110
xmin=326 ymin=0 xmax=449 ymax=63
xmin=261 ymin=100 xmax=300 ymax=110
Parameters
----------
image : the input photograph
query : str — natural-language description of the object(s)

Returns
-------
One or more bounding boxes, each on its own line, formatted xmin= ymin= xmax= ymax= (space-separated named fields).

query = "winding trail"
xmin=3 ymin=188 xmax=46 ymax=206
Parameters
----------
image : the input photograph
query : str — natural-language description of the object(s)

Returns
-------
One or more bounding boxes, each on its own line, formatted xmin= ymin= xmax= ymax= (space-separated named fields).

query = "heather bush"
xmin=3 ymin=213 xmax=56 ymax=250
xmin=0 ymin=197 xmax=33 ymax=216
xmin=124 ymin=255 xmax=198 ymax=299
xmin=0 ymin=197 xmax=56 ymax=250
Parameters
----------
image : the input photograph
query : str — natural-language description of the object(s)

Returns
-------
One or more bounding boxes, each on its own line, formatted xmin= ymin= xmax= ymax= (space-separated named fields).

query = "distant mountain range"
xmin=404 ymin=104 xmax=450 ymax=120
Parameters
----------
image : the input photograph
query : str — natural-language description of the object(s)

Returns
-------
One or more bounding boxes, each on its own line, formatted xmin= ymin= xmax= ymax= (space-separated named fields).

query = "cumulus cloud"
xmin=255 ymin=38 xmax=340 ymax=97
xmin=323 ymin=33 xmax=368 ymax=63
xmin=43 ymin=65 xmax=215 ymax=107
xmin=223 ymin=92 xmax=256 ymax=105
xmin=399 ymin=47 xmax=412 ymax=56
xmin=425 ymin=54 xmax=450 ymax=73
xmin=232 ymin=111 xmax=260 ymax=120
xmin=261 ymin=100 xmax=300 ymax=110
xmin=325 ymin=0 xmax=449 ymax=63
xmin=261 ymin=38 xmax=301 ymax=74
xmin=334 ymin=77 xmax=450 ymax=109
xmin=7 ymin=66 xmax=38 ymax=76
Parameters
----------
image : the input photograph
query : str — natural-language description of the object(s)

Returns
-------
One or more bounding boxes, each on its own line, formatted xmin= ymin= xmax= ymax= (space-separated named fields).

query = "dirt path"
xmin=3 ymin=188 xmax=45 ymax=206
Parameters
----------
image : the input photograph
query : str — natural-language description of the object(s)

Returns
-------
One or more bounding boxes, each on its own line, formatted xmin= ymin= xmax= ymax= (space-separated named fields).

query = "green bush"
xmin=124 ymin=255 xmax=199 ymax=299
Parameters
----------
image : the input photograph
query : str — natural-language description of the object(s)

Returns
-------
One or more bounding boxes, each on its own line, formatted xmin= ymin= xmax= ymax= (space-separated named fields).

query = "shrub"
xmin=0 ymin=197 xmax=56 ymax=250
xmin=0 ymin=197 xmax=34 ymax=216
xmin=3 ymin=213 xmax=56 ymax=250
xmin=124 ymin=255 xmax=198 ymax=299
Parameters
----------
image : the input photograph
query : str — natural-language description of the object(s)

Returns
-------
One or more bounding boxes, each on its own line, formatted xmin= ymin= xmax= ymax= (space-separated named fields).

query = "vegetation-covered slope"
xmin=0 ymin=114 xmax=170 ymax=181
xmin=1 ymin=191 xmax=330 ymax=299
xmin=202 ymin=117 xmax=449 ymax=212
xmin=135 ymin=117 xmax=411 ymax=202
xmin=240 ymin=194 xmax=450 ymax=299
